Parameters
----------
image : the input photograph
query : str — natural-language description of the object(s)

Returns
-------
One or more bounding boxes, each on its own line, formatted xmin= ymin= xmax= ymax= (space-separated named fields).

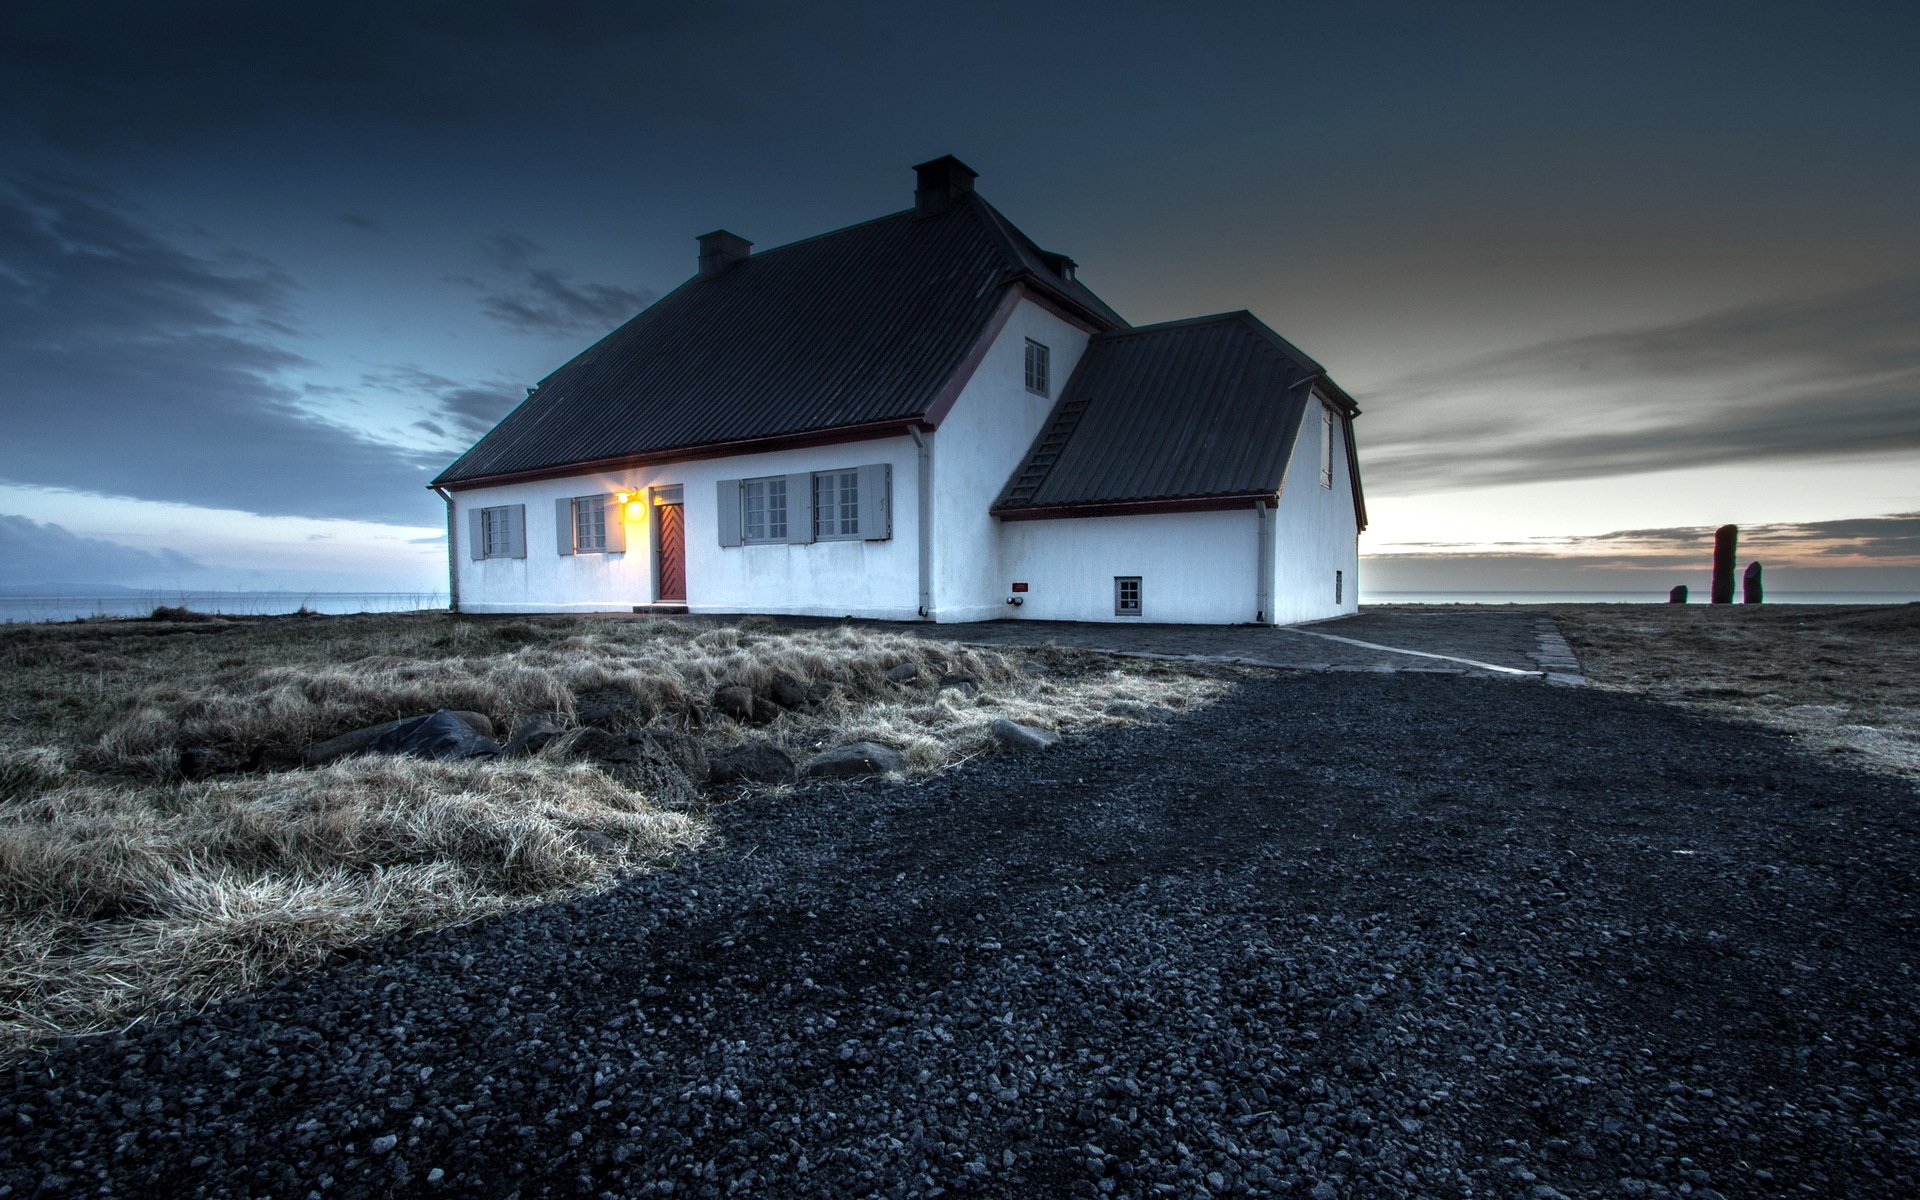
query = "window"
xmin=572 ymin=496 xmax=606 ymax=553
xmin=469 ymin=504 xmax=525 ymax=560
xmin=554 ymin=494 xmax=625 ymax=555
xmin=1320 ymin=405 xmax=1335 ymax=489
xmin=1115 ymin=576 xmax=1142 ymax=617
xmin=1024 ymin=339 xmax=1050 ymax=397
xmin=483 ymin=507 xmax=511 ymax=557
xmin=813 ymin=469 xmax=860 ymax=540
xmin=718 ymin=464 xmax=890 ymax=547
xmin=742 ymin=476 xmax=788 ymax=543
xmin=1335 ymin=569 xmax=1343 ymax=604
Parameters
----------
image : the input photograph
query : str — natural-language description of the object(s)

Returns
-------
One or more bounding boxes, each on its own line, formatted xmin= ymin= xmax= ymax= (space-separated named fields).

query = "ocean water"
xmin=3 ymin=589 xmax=1913 ymax=626
xmin=1361 ymin=590 xmax=1920 ymax=606
xmin=0 ymin=591 xmax=449 ymax=625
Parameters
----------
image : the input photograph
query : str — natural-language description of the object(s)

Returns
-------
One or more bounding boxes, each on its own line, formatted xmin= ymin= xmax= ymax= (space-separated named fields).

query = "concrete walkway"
xmin=627 ymin=606 xmax=1585 ymax=684
xmin=918 ymin=606 xmax=1584 ymax=684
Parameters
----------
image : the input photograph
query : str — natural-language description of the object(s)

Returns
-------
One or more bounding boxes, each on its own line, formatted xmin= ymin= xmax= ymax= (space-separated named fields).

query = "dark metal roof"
xmin=433 ymin=189 xmax=1126 ymax=487
xmin=992 ymin=311 xmax=1364 ymax=519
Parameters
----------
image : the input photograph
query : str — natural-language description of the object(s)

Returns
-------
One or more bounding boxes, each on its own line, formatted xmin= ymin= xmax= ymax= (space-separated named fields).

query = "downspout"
xmin=432 ymin=485 xmax=459 ymax=613
xmin=908 ymin=427 xmax=934 ymax=620
xmin=1254 ymin=498 xmax=1275 ymax=625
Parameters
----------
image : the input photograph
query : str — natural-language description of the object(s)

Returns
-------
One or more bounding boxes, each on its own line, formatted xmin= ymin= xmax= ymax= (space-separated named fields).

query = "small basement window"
xmin=1115 ymin=576 xmax=1142 ymax=617
xmin=1025 ymin=338 xmax=1050 ymax=397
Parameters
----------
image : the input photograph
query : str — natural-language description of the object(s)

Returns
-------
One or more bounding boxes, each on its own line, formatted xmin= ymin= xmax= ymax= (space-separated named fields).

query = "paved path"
xmin=912 ymin=607 xmax=1582 ymax=683
xmin=601 ymin=606 xmax=1586 ymax=683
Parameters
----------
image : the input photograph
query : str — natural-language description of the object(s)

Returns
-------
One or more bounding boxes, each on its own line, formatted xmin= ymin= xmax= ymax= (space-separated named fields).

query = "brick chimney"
xmin=697 ymin=229 xmax=751 ymax=278
xmin=913 ymin=155 xmax=977 ymax=216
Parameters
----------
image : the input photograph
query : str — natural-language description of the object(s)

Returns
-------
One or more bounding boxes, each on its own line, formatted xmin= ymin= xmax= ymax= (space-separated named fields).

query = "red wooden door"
xmin=657 ymin=504 xmax=686 ymax=602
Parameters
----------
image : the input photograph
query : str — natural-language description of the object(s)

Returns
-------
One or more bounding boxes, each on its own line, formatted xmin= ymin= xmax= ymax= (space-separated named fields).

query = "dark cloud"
xmin=339 ymin=213 xmax=384 ymax=233
xmin=458 ymin=234 xmax=654 ymax=338
xmin=1377 ymin=513 xmax=1920 ymax=571
xmin=0 ymin=177 xmax=444 ymax=524
xmin=0 ymin=514 xmax=203 ymax=587
xmin=1365 ymin=277 xmax=1920 ymax=494
xmin=363 ymin=366 xmax=521 ymax=442
xmin=0 ymin=2 xmax=820 ymax=153
xmin=1564 ymin=513 xmax=1920 ymax=561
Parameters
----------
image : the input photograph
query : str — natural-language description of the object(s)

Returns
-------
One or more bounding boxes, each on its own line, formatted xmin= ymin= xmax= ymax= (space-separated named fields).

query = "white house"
xmin=432 ymin=157 xmax=1366 ymax=625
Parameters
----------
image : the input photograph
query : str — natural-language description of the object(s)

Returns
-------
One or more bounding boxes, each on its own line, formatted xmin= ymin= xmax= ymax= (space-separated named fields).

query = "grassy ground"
xmin=1552 ymin=602 xmax=1920 ymax=778
xmin=0 ymin=611 xmax=1225 ymax=1056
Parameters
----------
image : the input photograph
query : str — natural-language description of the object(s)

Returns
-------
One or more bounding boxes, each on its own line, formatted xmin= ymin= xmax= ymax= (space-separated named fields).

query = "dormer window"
xmin=1025 ymin=339 xmax=1050 ymax=397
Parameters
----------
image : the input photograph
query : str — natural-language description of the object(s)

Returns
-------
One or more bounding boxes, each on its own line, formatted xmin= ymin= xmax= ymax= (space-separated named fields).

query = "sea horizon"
xmin=2 ymin=587 xmax=1915 ymax=626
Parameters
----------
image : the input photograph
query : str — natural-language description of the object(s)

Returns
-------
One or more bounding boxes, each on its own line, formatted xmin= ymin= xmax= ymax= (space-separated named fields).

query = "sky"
xmin=1 ymin=0 xmax=1916 ymax=599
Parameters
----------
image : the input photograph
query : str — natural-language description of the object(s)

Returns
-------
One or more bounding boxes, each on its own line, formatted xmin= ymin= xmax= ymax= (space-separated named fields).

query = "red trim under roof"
xmin=434 ymin=419 xmax=923 ymax=491
xmin=993 ymin=493 xmax=1276 ymax=521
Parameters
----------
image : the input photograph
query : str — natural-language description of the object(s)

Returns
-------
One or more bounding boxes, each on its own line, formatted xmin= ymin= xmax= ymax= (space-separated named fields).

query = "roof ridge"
xmin=1092 ymin=309 xmax=1326 ymax=376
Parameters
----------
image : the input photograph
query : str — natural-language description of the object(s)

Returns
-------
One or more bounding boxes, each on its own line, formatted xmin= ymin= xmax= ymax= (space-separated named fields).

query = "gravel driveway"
xmin=6 ymin=671 xmax=1918 ymax=1199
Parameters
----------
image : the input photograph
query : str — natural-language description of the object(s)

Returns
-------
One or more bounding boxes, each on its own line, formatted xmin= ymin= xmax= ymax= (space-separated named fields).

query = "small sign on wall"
xmin=1010 ymin=582 xmax=1029 ymax=592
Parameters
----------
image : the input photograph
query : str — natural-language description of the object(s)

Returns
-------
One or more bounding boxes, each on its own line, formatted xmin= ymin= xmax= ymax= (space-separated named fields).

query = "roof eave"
xmin=992 ymin=492 xmax=1278 ymax=521
xmin=431 ymin=417 xmax=925 ymax=491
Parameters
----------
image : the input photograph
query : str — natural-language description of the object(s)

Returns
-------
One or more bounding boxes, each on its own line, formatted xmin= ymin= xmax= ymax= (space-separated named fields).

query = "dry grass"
xmin=0 ymin=756 xmax=701 ymax=1050
xmin=0 ymin=612 xmax=1225 ymax=1056
xmin=1552 ymin=602 xmax=1920 ymax=778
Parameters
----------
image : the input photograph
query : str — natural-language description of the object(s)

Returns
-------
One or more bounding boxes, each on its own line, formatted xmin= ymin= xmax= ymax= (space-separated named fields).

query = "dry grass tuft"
xmin=0 ymin=612 xmax=1229 ymax=1057
xmin=0 ymin=757 xmax=701 ymax=1053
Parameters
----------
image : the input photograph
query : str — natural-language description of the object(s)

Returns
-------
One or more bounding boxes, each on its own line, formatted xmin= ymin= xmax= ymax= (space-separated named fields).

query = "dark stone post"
xmin=1668 ymin=585 xmax=1688 ymax=604
xmin=1744 ymin=561 xmax=1763 ymax=605
xmin=1711 ymin=524 xmax=1738 ymax=604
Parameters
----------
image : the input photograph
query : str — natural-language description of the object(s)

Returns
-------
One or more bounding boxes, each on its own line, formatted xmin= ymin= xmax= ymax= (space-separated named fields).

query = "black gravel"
xmin=6 ymin=672 xmax=1919 ymax=1199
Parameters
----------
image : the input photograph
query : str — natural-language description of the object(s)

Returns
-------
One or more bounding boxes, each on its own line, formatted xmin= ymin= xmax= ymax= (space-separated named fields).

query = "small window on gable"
xmin=741 ymin=476 xmax=788 ymax=543
xmin=572 ymin=495 xmax=606 ymax=553
xmin=1320 ymin=405 xmax=1335 ymax=489
xmin=1115 ymin=576 xmax=1142 ymax=617
xmin=1025 ymin=339 xmax=1050 ymax=397
xmin=813 ymin=469 xmax=860 ymax=540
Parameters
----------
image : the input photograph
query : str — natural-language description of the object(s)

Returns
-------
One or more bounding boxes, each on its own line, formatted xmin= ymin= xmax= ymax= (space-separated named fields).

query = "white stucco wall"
xmin=1268 ymin=394 xmax=1361 ymax=624
xmin=927 ymin=294 xmax=1095 ymax=622
xmin=451 ymin=434 xmax=923 ymax=618
xmin=996 ymin=508 xmax=1265 ymax=624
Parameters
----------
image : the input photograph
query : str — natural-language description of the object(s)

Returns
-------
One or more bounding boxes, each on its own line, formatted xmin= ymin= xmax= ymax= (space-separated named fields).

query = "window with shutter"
xmin=572 ymin=496 xmax=606 ymax=553
xmin=474 ymin=505 xmax=526 ymax=559
xmin=812 ymin=469 xmax=861 ymax=540
xmin=740 ymin=476 xmax=789 ymax=543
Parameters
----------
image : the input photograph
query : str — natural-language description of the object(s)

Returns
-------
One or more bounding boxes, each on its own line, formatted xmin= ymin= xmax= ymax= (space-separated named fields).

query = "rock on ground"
xmin=805 ymin=741 xmax=907 ymax=779
xmin=6 ymin=673 xmax=1918 ymax=1199
xmin=707 ymin=740 xmax=796 ymax=786
xmin=990 ymin=717 xmax=1060 ymax=752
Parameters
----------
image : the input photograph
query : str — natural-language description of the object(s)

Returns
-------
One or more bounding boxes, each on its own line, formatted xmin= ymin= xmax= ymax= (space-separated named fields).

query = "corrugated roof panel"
xmin=993 ymin=311 xmax=1342 ymax=510
xmin=435 ymin=191 xmax=1124 ymax=486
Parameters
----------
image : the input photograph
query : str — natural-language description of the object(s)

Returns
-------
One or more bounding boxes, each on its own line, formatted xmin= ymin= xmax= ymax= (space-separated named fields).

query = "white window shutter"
xmin=716 ymin=480 xmax=743 ymax=546
xmin=856 ymin=463 xmax=891 ymax=540
xmin=469 ymin=508 xmax=485 ymax=560
xmin=604 ymin=494 xmax=627 ymax=552
xmin=784 ymin=473 xmax=813 ymax=543
xmin=507 ymin=504 xmax=527 ymax=558
xmin=556 ymin=498 xmax=575 ymax=555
